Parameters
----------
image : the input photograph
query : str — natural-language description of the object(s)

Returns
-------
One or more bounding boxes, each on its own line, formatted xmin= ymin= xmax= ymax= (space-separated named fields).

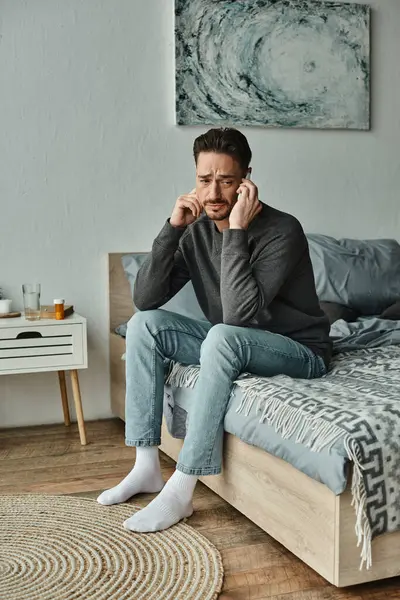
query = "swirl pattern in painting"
xmin=175 ymin=0 xmax=370 ymax=129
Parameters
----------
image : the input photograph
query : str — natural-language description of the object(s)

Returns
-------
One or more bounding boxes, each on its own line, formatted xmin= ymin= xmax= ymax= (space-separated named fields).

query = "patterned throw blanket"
xmin=166 ymin=345 xmax=400 ymax=569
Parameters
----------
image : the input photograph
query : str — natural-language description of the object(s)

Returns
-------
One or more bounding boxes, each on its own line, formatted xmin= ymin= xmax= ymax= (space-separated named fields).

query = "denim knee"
xmin=200 ymin=323 xmax=239 ymax=359
xmin=202 ymin=323 xmax=235 ymax=345
xmin=126 ymin=310 xmax=166 ymax=339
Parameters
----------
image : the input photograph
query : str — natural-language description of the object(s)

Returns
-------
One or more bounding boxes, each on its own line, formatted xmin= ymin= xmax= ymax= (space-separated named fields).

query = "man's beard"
xmin=205 ymin=202 xmax=232 ymax=221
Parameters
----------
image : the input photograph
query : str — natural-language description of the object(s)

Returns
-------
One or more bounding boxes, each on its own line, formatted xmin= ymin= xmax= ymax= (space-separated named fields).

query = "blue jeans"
xmin=125 ymin=310 xmax=327 ymax=476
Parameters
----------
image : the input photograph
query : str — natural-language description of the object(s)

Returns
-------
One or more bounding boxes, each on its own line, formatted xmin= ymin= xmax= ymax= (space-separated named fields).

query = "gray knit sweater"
xmin=134 ymin=203 xmax=332 ymax=366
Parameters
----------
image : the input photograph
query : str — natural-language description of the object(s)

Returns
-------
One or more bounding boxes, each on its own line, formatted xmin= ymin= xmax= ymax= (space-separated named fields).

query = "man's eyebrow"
xmin=197 ymin=173 xmax=236 ymax=178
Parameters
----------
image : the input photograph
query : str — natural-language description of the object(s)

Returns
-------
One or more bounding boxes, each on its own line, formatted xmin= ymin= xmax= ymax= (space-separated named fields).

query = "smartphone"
xmin=238 ymin=171 xmax=252 ymax=199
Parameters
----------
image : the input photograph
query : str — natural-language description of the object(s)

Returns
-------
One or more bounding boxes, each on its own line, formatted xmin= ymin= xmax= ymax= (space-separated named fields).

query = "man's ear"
xmin=246 ymin=167 xmax=252 ymax=179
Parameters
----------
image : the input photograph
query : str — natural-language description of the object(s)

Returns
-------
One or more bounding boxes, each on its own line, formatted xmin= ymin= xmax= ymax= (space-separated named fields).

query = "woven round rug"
xmin=0 ymin=494 xmax=224 ymax=600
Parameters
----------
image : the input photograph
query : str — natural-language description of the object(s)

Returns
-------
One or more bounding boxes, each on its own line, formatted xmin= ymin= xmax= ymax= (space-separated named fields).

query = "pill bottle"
xmin=54 ymin=299 xmax=65 ymax=320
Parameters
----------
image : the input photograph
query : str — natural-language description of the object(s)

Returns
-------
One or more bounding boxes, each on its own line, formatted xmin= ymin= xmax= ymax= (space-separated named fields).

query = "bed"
xmin=108 ymin=252 xmax=400 ymax=587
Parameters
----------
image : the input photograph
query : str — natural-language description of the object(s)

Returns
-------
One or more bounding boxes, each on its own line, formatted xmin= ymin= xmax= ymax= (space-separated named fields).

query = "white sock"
xmin=123 ymin=469 xmax=198 ymax=532
xmin=97 ymin=447 xmax=164 ymax=506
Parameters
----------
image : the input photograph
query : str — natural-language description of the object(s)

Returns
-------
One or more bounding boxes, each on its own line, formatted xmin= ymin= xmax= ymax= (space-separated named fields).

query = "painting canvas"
xmin=175 ymin=0 xmax=370 ymax=129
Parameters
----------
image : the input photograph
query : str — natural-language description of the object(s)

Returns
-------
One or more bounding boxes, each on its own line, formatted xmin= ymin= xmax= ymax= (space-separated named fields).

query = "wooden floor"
xmin=1 ymin=419 xmax=399 ymax=600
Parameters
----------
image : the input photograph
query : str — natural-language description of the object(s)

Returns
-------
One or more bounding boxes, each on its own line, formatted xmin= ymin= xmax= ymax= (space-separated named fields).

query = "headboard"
xmin=108 ymin=253 xmax=135 ymax=331
xmin=108 ymin=252 xmax=141 ymax=420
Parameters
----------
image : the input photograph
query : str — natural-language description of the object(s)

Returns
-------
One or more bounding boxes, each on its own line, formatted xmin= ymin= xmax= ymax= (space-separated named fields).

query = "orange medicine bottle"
xmin=54 ymin=299 xmax=65 ymax=320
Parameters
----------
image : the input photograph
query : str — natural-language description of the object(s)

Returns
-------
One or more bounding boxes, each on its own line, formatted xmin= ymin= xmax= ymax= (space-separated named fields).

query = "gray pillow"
xmin=121 ymin=253 xmax=208 ymax=322
xmin=307 ymin=235 xmax=400 ymax=315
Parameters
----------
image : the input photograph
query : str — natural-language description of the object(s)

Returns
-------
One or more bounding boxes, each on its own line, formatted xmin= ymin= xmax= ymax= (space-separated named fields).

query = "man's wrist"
xmin=229 ymin=223 xmax=246 ymax=230
xmin=169 ymin=218 xmax=187 ymax=229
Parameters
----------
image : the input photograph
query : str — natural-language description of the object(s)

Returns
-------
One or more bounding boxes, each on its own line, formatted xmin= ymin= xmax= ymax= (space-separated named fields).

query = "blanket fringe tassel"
xmin=166 ymin=363 xmax=373 ymax=570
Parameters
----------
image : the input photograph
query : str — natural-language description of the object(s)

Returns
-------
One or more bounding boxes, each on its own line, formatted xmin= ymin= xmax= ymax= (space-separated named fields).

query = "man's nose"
xmin=209 ymin=180 xmax=221 ymax=200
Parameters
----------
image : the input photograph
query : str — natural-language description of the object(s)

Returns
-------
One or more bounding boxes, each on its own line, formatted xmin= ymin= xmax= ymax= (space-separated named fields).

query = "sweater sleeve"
xmin=133 ymin=220 xmax=190 ymax=310
xmin=220 ymin=224 xmax=304 ymax=327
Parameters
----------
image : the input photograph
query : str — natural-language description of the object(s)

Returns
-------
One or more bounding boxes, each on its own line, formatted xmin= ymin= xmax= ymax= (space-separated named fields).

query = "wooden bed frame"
xmin=108 ymin=253 xmax=400 ymax=588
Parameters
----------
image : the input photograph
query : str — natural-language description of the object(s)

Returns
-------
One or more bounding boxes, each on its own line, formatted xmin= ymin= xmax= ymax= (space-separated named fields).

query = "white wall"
xmin=0 ymin=0 xmax=399 ymax=428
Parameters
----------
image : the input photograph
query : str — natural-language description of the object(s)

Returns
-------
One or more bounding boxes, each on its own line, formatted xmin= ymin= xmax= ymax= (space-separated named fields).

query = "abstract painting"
xmin=175 ymin=0 xmax=370 ymax=129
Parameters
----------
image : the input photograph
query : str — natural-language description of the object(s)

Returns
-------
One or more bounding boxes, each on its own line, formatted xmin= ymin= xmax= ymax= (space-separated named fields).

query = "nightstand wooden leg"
xmin=70 ymin=369 xmax=87 ymax=446
xmin=58 ymin=370 xmax=71 ymax=426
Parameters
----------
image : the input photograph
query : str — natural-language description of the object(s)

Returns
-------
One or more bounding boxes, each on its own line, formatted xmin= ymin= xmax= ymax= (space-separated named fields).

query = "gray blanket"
xmin=331 ymin=317 xmax=400 ymax=352
xmin=166 ymin=322 xmax=400 ymax=570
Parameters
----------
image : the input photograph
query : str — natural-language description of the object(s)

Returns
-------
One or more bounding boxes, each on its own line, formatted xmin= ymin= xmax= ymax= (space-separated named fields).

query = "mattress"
xmin=163 ymin=382 xmax=349 ymax=495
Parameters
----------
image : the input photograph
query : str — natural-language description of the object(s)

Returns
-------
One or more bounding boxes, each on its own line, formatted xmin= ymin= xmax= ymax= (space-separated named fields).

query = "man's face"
xmin=196 ymin=152 xmax=245 ymax=222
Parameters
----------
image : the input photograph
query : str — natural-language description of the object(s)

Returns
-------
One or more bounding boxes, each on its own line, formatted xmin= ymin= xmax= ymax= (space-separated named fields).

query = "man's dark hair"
xmin=193 ymin=128 xmax=252 ymax=172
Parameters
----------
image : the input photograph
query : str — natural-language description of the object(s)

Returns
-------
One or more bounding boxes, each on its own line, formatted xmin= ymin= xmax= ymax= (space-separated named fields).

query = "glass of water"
xmin=22 ymin=283 xmax=41 ymax=321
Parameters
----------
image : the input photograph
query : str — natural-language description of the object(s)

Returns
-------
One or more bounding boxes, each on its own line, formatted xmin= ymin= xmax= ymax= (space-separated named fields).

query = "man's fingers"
xmin=184 ymin=195 xmax=202 ymax=216
xmin=188 ymin=192 xmax=202 ymax=213
xmin=179 ymin=199 xmax=198 ymax=216
xmin=179 ymin=196 xmax=202 ymax=217
xmin=241 ymin=178 xmax=257 ymax=189
xmin=240 ymin=179 xmax=258 ymax=200
xmin=236 ymin=185 xmax=249 ymax=199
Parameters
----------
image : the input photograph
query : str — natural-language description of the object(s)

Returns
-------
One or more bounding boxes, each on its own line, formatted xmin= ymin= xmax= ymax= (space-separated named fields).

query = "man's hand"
xmin=229 ymin=179 xmax=262 ymax=230
xmin=170 ymin=189 xmax=202 ymax=228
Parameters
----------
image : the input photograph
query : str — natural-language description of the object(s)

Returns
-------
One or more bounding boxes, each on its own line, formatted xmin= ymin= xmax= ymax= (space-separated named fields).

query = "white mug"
xmin=0 ymin=299 xmax=12 ymax=314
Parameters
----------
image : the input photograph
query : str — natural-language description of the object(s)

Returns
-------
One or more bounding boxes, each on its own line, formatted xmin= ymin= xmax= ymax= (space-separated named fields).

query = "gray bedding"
xmin=165 ymin=340 xmax=400 ymax=568
xmin=118 ymin=316 xmax=400 ymax=498
xmin=164 ymin=383 xmax=349 ymax=494
xmin=331 ymin=317 xmax=400 ymax=351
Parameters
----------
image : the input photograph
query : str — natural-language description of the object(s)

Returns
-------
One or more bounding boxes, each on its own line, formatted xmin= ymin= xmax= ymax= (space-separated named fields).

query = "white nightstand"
xmin=0 ymin=313 xmax=88 ymax=445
